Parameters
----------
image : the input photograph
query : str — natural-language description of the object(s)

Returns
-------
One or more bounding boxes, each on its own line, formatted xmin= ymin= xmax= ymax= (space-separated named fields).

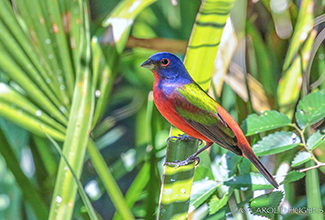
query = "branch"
xmin=126 ymin=37 xmax=188 ymax=53
xmin=299 ymin=163 xmax=325 ymax=172
xmin=294 ymin=124 xmax=321 ymax=165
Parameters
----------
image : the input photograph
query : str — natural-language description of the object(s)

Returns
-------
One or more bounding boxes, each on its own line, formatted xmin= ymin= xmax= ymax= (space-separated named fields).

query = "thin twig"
xmin=299 ymin=163 xmax=325 ymax=172
xmin=294 ymin=124 xmax=321 ymax=165
xmin=126 ymin=37 xmax=188 ymax=53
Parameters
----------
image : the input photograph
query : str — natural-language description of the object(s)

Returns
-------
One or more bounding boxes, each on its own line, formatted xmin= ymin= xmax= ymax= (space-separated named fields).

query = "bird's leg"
xmin=165 ymin=142 xmax=213 ymax=167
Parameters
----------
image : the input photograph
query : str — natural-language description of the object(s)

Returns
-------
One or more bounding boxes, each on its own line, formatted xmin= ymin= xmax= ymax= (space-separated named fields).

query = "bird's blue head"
xmin=141 ymin=52 xmax=192 ymax=82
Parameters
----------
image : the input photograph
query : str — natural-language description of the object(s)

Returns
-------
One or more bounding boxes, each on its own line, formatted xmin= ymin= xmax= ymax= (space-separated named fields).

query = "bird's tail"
xmin=214 ymin=105 xmax=278 ymax=188
xmin=242 ymin=148 xmax=279 ymax=189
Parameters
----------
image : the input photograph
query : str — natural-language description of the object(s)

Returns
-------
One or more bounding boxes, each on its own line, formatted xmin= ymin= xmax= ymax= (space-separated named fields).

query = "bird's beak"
xmin=140 ymin=58 xmax=155 ymax=70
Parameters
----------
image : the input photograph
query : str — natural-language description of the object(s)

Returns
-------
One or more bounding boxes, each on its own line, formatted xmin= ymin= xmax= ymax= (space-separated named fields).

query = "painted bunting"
xmin=141 ymin=52 xmax=278 ymax=188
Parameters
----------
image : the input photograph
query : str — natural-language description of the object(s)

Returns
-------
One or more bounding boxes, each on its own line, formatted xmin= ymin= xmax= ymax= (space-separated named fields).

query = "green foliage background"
xmin=0 ymin=0 xmax=324 ymax=220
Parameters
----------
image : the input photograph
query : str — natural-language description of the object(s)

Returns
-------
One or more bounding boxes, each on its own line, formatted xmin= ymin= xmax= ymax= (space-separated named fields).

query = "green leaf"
xmin=91 ymin=37 xmax=114 ymax=126
xmin=47 ymin=0 xmax=75 ymax=97
xmin=87 ymin=140 xmax=134 ymax=220
xmin=46 ymin=133 xmax=99 ymax=220
xmin=13 ymin=0 xmax=72 ymax=107
xmin=113 ymin=162 xmax=151 ymax=220
xmin=49 ymin=3 xmax=95 ymax=218
xmin=246 ymin=21 xmax=275 ymax=95
xmin=306 ymin=130 xmax=325 ymax=151
xmin=280 ymin=171 xmax=306 ymax=185
xmin=0 ymin=126 xmax=49 ymax=220
xmin=211 ymin=152 xmax=242 ymax=181
xmin=0 ymin=100 xmax=65 ymax=141
xmin=102 ymin=0 xmax=157 ymax=53
xmin=252 ymin=131 xmax=301 ymax=156
xmin=208 ymin=192 xmax=229 ymax=215
xmin=0 ymin=83 xmax=66 ymax=136
xmin=189 ymin=180 xmax=219 ymax=210
xmin=249 ymin=191 xmax=283 ymax=219
xmin=291 ymin=151 xmax=312 ymax=167
xmin=193 ymin=151 xmax=216 ymax=181
xmin=184 ymin=0 xmax=235 ymax=91
xmin=0 ymin=0 xmax=70 ymax=109
xmin=295 ymin=90 xmax=325 ymax=129
xmin=159 ymin=138 xmax=198 ymax=219
xmin=224 ymin=173 xmax=274 ymax=190
xmin=241 ymin=110 xmax=292 ymax=136
xmin=278 ymin=0 xmax=314 ymax=118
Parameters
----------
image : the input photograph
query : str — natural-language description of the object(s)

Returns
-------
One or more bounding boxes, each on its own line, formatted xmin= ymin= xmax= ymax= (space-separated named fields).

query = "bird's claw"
xmin=167 ymin=134 xmax=198 ymax=143
xmin=165 ymin=156 xmax=200 ymax=167
xmin=167 ymin=135 xmax=178 ymax=142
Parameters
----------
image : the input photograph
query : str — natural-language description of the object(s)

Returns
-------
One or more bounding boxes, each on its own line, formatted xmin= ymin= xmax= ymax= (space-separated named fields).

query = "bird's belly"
xmin=153 ymin=92 xmax=210 ymax=142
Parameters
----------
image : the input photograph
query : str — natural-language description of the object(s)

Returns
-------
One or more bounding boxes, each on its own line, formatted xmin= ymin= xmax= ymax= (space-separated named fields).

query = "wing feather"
xmin=174 ymin=84 xmax=242 ymax=156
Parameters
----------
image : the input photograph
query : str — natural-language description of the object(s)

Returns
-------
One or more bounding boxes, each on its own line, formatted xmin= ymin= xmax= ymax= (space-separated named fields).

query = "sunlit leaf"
xmin=159 ymin=138 xmax=197 ymax=219
xmin=211 ymin=152 xmax=242 ymax=181
xmin=102 ymin=0 xmax=157 ymax=53
xmin=252 ymin=131 xmax=301 ymax=156
xmin=109 ymin=145 xmax=148 ymax=180
xmin=0 ymin=20 xmax=63 ymax=109
xmin=0 ymin=83 xmax=66 ymax=134
xmin=49 ymin=2 xmax=95 ymax=219
xmin=91 ymin=37 xmax=114 ymax=126
xmin=295 ymin=90 xmax=325 ymax=129
xmin=241 ymin=110 xmax=292 ymax=136
xmin=278 ymin=0 xmax=315 ymax=118
xmin=95 ymin=126 xmax=126 ymax=149
xmin=249 ymin=191 xmax=283 ymax=219
xmin=0 ymin=100 xmax=65 ymax=141
xmin=13 ymin=0 xmax=72 ymax=107
xmin=307 ymin=130 xmax=325 ymax=151
xmin=224 ymin=173 xmax=274 ymax=190
xmin=189 ymin=180 xmax=219 ymax=210
xmin=291 ymin=151 xmax=312 ymax=167
xmin=211 ymin=19 xmax=236 ymax=97
xmin=185 ymin=0 xmax=235 ymax=91
xmin=47 ymin=0 xmax=75 ymax=97
xmin=280 ymin=171 xmax=306 ymax=185
xmin=0 ymin=0 xmax=62 ymax=104
xmin=208 ymin=192 xmax=229 ymax=215
xmin=46 ymin=133 xmax=98 ymax=220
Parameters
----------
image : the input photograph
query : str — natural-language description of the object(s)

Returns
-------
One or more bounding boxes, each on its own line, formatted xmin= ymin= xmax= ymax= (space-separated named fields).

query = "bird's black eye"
xmin=160 ymin=58 xmax=170 ymax=66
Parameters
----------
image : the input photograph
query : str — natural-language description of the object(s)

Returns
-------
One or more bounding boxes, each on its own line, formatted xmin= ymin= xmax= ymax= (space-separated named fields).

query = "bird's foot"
xmin=167 ymin=134 xmax=199 ymax=143
xmin=165 ymin=155 xmax=200 ymax=167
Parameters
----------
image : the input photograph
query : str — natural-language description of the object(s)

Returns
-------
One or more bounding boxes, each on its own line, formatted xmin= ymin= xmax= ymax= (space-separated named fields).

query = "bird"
xmin=140 ymin=52 xmax=279 ymax=189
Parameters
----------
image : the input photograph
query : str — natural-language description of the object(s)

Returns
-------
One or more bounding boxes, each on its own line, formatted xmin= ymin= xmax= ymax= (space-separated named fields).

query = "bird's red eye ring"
xmin=160 ymin=58 xmax=170 ymax=66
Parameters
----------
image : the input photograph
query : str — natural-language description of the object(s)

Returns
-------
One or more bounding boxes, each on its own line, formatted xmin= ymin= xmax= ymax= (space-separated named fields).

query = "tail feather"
xmin=243 ymin=150 xmax=279 ymax=189
xmin=212 ymin=105 xmax=278 ymax=188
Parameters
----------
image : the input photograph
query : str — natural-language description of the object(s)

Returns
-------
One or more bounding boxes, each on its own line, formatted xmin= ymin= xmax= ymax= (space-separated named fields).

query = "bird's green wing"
xmin=175 ymin=83 xmax=242 ymax=155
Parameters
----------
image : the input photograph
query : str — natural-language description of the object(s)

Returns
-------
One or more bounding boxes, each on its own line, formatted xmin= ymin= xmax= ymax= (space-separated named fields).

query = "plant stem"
xmin=294 ymin=124 xmax=321 ymax=164
xmin=305 ymin=160 xmax=324 ymax=220
xmin=87 ymin=140 xmax=134 ymax=220
xmin=0 ymin=128 xmax=49 ymax=220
